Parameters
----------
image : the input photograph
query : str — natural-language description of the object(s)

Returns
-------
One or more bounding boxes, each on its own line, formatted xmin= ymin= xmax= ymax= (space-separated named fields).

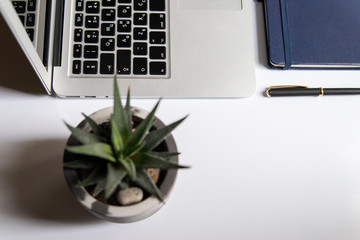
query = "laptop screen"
xmin=0 ymin=0 xmax=53 ymax=94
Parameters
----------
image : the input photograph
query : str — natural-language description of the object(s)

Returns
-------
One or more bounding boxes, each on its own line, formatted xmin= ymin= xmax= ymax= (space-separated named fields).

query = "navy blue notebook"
xmin=264 ymin=0 xmax=360 ymax=69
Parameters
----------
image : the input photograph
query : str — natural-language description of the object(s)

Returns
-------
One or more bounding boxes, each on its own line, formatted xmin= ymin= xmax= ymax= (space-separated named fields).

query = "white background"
xmin=1 ymin=2 xmax=360 ymax=240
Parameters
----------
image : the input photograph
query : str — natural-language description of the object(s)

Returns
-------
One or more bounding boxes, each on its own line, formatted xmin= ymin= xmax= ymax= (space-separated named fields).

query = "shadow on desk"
xmin=0 ymin=14 xmax=46 ymax=95
xmin=1 ymin=139 xmax=100 ymax=225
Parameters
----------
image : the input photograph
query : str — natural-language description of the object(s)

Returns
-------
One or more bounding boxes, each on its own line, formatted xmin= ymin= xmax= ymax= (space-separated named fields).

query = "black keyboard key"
xmin=26 ymin=14 xmax=35 ymax=27
xmin=84 ymin=31 xmax=99 ymax=43
xmin=26 ymin=29 xmax=34 ymax=41
xmin=150 ymin=31 xmax=165 ymax=44
xmin=118 ymin=0 xmax=131 ymax=3
xmin=12 ymin=1 xmax=26 ymax=14
xmin=85 ymin=16 xmax=99 ymax=28
xmin=84 ymin=61 xmax=98 ymax=74
xmin=150 ymin=14 xmax=165 ymax=29
xmin=84 ymin=46 xmax=98 ymax=58
xmin=133 ymin=58 xmax=147 ymax=75
xmin=118 ymin=5 xmax=131 ymax=18
xmin=73 ymin=60 xmax=81 ymax=74
xmin=150 ymin=0 xmax=165 ymax=11
xmin=101 ymin=38 xmax=115 ymax=51
xmin=117 ymin=50 xmax=131 ymax=74
xmin=28 ymin=0 xmax=37 ymax=11
xmin=134 ymin=0 xmax=147 ymax=11
xmin=19 ymin=15 xmax=25 ymax=25
xmin=150 ymin=46 xmax=166 ymax=59
xmin=76 ymin=0 xmax=84 ymax=11
xmin=150 ymin=62 xmax=166 ymax=75
xmin=102 ymin=9 xmax=116 ymax=21
xmin=134 ymin=42 xmax=147 ymax=55
xmin=86 ymin=1 xmax=100 ymax=13
xmin=73 ymin=44 xmax=82 ymax=58
xmin=101 ymin=23 xmax=115 ymax=36
xmin=75 ymin=13 xmax=83 ymax=26
xmin=117 ymin=34 xmax=131 ymax=47
xmin=102 ymin=0 xmax=116 ymax=6
xmin=134 ymin=13 xmax=147 ymax=25
xmin=134 ymin=28 xmax=147 ymax=40
xmin=117 ymin=20 xmax=131 ymax=32
xmin=74 ymin=29 xmax=83 ymax=42
xmin=100 ymin=54 xmax=115 ymax=74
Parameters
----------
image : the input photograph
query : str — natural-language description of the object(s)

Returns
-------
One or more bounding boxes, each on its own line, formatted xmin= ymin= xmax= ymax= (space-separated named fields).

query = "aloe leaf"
xmin=113 ymin=75 xmax=131 ymax=139
xmin=149 ymin=151 xmax=180 ymax=159
xmin=134 ymin=152 xmax=189 ymax=169
xmin=81 ymin=113 xmax=105 ymax=137
xmin=65 ymin=122 xmax=105 ymax=144
xmin=119 ymin=177 xmax=129 ymax=190
xmin=118 ymin=157 xmax=137 ymax=181
xmin=135 ymin=169 xmax=163 ymax=202
xmin=66 ymin=143 xmax=116 ymax=162
xmin=110 ymin=114 xmax=123 ymax=156
xmin=125 ymin=86 xmax=132 ymax=133
xmin=105 ymin=163 xmax=127 ymax=198
xmin=142 ymin=115 xmax=188 ymax=152
xmin=77 ymin=166 xmax=105 ymax=187
xmin=93 ymin=178 xmax=106 ymax=196
xmin=126 ymin=141 xmax=145 ymax=159
xmin=63 ymin=159 xmax=96 ymax=169
xmin=124 ymin=100 xmax=160 ymax=154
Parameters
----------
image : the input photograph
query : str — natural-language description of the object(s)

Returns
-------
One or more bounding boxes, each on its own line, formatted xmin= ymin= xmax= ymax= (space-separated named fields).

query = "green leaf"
xmin=113 ymin=75 xmax=131 ymax=139
xmin=77 ymin=166 xmax=105 ymax=187
xmin=105 ymin=163 xmax=127 ymax=198
xmin=134 ymin=152 xmax=189 ymax=169
xmin=63 ymin=159 xmax=96 ymax=169
xmin=125 ymin=86 xmax=132 ymax=133
xmin=126 ymin=141 xmax=145 ymax=159
xmin=118 ymin=157 xmax=137 ymax=181
xmin=149 ymin=151 xmax=181 ymax=159
xmin=119 ymin=177 xmax=129 ymax=190
xmin=66 ymin=143 xmax=116 ymax=162
xmin=110 ymin=114 xmax=123 ymax=156
xmin=93 ymin=178 xmax=106 ymax=196
xmin=135 ymin=169 xmax=163 ymax=202
xmin=82 ymin=113 xmax=105 ymax=137
xmin=142 ymin=115 xmax=188 ymax=152
xmin=124 ymin=100 xmax=161 ymax=155
xmin=64 ymin=122 xmax=105 ymax=144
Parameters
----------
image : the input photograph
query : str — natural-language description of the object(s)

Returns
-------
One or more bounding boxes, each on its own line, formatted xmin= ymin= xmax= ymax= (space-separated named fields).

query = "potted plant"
xmin=63 ymin=76 xmax=188 ymax=223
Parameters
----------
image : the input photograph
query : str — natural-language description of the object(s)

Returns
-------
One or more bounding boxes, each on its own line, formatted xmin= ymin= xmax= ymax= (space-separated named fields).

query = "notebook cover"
xmin=264 ymin=0 xmax=360 ymax=69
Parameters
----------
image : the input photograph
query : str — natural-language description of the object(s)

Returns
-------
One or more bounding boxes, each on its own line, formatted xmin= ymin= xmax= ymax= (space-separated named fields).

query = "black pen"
xmin=265 ymin=86 xmax=360 ymax=97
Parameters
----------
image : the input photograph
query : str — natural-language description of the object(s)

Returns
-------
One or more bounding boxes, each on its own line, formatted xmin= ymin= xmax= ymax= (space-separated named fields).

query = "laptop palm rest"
xmin=179 ymin=0 xmax=242 ymax=11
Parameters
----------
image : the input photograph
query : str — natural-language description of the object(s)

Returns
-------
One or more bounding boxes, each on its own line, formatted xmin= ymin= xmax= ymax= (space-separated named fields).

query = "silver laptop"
xmin=0 ymin=0 xmax=255 ymax=98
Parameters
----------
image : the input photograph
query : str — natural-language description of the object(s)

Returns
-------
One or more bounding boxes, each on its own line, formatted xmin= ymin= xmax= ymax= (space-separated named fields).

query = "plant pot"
xmin=63 ymin=106 xmax=179 ymax=223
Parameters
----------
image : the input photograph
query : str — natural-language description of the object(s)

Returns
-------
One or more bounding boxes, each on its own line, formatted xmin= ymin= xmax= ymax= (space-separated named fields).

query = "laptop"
xmin=0 ymin=0 xmax=256 ymax=98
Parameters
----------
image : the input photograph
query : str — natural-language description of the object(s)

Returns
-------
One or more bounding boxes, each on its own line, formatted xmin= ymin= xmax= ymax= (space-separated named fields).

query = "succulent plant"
xmin=64 ymin=76 xmax=188 ymax=202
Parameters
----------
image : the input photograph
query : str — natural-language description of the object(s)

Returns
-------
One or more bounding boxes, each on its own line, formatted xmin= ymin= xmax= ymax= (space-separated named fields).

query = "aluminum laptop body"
xmin=0 ymin=0 xmax=256 ymax=98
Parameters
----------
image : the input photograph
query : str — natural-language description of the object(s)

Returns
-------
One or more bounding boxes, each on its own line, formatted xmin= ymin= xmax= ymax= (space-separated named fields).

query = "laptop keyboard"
xmin=12 ymin=0 xmax=37 ymax=43
xmin=71 ymin=0 xmax=169 ymax=78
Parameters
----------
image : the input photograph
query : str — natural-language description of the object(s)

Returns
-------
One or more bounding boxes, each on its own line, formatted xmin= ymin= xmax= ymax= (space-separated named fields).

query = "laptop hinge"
xmin=53 ymin=0 xmax=64 ymax=66
xmin=42 ymin=0 xmax=53 ymax=66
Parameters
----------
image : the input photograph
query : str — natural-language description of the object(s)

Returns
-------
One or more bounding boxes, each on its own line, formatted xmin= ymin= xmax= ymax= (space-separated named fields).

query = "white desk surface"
xmin=1 ymin=3 xmax=360 ymax=240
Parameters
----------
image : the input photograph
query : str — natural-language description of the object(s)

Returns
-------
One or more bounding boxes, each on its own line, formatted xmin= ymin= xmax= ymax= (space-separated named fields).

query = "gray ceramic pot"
xmin=63 ymin=107 xmax=178 ymax=223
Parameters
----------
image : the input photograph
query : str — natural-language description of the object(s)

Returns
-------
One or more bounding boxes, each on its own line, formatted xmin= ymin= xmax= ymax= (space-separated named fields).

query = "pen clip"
xmin=265 ymin=85 xmax=309 ymax=97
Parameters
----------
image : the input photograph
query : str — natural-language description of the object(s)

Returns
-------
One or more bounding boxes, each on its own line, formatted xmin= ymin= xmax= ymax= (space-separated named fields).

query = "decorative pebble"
xmin=117 ymin=187 xmax=144 ymax=206
xmin=147 ymin=168 xmax=160 ymax=184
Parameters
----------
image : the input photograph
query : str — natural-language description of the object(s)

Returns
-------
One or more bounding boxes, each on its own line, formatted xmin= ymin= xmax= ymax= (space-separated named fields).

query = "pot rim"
xmin=63 ymin=106 xmax=178 ymax=223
